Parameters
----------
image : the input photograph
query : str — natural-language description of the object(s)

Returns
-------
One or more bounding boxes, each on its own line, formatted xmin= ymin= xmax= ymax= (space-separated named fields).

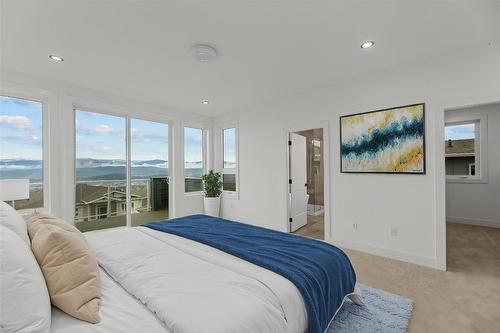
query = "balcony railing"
xmin=74 ymin=177 xmax=171 ymax=232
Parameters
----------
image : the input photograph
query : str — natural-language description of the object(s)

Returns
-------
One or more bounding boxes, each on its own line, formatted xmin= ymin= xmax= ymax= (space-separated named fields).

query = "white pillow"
xmin=0 ymin=201 xmax=29 ymax=244
xmin=0 ymin=225 xmax=51 ymax=333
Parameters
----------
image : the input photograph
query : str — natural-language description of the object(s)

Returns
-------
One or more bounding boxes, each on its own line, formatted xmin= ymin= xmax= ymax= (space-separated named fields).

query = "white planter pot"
xmin=204 ymin=197 xmax=220 ymax=217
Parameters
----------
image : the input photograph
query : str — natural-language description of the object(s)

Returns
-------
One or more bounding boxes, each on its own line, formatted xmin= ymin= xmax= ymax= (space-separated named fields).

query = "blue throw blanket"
xmin=144 ymin=215 xmax=356 ymax=333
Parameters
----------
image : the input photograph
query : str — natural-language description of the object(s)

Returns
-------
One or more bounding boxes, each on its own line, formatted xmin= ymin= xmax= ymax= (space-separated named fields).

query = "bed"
xmin=52 ymin=215 xmax=362 ymax=333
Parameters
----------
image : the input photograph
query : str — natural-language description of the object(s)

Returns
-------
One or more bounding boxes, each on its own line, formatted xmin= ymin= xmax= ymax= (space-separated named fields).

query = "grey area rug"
xmin=328 ymin=284 xmax=414 ymax=333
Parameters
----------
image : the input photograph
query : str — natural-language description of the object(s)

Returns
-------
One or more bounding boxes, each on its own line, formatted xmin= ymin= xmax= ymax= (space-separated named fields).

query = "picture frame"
xmin=340 ymin=103 xmax=426 ymax=174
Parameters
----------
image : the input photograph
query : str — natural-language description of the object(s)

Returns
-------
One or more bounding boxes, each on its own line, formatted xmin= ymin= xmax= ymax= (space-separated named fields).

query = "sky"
xmin=183 ymin=127 xmax=203 ymax=163
xmin=76 ymin=110 xmax=127 ymax=160
xmin=0 ymin=96 xmax=203 ymax=163
xmin=76 ymin=111 xmax=205 ymax=163
xmin=3 ymin=95 xmax=234 ymax=166
xmin=0 ymin=96 xmax=43 ymax=160
xmin=74 ymin=111 xmax=202 ymax=163
xmin=75 ymin=110 xmax=171 ymax=162
xmin=445 ymin=123 xmax=475 ymax=141
xmin=223 ymin=127 xmax=236 ymax=168
xmin=131 ymin=118 xmax=169 ymax=162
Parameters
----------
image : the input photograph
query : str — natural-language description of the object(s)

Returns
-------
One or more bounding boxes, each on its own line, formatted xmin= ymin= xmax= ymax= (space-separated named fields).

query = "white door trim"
xmin=289 ymin=133 xmax=308 ymax=232
xmin=285 ymin=121 xmax=330 ymax=241
xmin=436 ymin=92 xmax=500 ymax=271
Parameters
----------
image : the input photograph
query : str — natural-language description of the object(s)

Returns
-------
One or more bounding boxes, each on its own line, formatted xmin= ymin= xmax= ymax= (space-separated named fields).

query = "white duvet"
xmin=51 ymin=268 xmax=169 ymax=333
xmin=86 ymin=227 xmax=307 ymax=333
xmin=80 ymin=226 xmax=361 ymax=333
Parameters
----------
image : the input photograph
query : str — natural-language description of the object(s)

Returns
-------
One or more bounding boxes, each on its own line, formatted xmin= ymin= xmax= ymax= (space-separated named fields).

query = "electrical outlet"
xmin=391 ymin=227 xmax=398 ymax=237
xmin=353 ymin=223 xmax=358 ymax=231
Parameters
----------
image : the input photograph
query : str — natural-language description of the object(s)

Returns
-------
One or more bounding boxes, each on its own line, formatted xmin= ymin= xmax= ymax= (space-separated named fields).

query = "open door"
xmin=289 ymin=133 xmax=308 ymax=232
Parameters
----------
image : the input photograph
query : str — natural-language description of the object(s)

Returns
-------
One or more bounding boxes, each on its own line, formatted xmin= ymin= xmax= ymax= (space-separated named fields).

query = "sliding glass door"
xmin=130 ymin=119 xmax=169 ymax=226
xmin=0 ymin=96 xmax=45 ymax=210
xmin=75 ymin=109 xmax=170 ymax=232
xmin=75 ymin=110 xmax=127 ymax=232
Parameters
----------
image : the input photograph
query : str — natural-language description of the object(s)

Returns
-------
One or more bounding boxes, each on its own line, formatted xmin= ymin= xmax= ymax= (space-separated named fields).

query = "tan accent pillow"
xmin=27 ymin=212 xmax=101 ymax=323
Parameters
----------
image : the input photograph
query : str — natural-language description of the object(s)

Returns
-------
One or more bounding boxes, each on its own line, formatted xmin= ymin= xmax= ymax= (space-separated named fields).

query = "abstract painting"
xmin=340 ymin=103 xmax=425 ymax=174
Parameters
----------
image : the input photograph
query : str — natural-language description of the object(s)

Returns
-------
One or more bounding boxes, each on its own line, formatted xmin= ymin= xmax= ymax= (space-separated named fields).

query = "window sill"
xmin=446 ymin=177 xmax=488 ymax=184
xmin=222 ymin=191 xmax=239 ymax=200
xmin=184 ymin=191 xmax=204 ymax=197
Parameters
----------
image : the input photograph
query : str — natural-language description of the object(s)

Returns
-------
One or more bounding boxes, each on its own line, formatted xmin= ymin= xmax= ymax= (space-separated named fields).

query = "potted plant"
xmin=202 ymin=170 xmax=223 ymax=216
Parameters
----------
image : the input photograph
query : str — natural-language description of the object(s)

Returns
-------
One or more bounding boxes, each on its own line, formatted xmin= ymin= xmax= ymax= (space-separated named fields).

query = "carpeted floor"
xmin=344 ymin=223 xmax=500 ymax=333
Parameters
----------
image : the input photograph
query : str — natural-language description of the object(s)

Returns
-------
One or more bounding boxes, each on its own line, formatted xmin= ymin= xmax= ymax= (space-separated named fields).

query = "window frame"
xmin=73 ymin=104 xmax=174 ymax=228
xmin=0 ymin=90 xmax=50 ymax=213
xmin=182 ymin=125 xmax=207 ymax=195
xmin=217 ymin=123 xmax=239 ymax=199
xmin=445 ymin=114 xmax=488 ymax=184
xmin=73 ymin=107 xmax=128 ymax=228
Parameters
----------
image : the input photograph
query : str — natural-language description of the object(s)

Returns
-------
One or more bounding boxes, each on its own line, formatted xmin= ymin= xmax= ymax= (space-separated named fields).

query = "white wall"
xmin=3 ymin=44 xmax=500 ymax=270
xmin=446 ymin=103 xmax=500 ymax=228
xmin=0 ymin=69 xmax=212 ymax=222
xmin=214 ymin=44 xmax=500 ymax=269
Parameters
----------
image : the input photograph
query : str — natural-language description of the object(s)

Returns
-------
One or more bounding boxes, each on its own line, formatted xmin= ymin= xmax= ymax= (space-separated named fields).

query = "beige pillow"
xmin=28 ymin=212 xmax=101 ymax=323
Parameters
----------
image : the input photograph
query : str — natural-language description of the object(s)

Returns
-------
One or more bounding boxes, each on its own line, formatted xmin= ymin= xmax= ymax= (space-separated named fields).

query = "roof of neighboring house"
xmin=445 ymin=139 xmax=474 ymax=156
xmin=75 ymin=183 xmax=146 ymax=205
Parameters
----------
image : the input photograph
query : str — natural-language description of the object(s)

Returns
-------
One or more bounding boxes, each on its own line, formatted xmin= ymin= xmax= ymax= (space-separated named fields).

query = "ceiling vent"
xmin=191 ymin=44 xmax=218 ymax=63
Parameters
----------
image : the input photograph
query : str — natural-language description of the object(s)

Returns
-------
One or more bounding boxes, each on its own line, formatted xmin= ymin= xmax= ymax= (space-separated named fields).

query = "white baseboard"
xmin=447 ymin=216 xmax=500 ymax=228
xmin=330 ymin=237 xmax=441 ymax=270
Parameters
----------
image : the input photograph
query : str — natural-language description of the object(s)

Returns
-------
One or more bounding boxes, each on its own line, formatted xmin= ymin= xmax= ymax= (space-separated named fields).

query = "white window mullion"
xmin=126 ymin=116 xmax=132 ymax=227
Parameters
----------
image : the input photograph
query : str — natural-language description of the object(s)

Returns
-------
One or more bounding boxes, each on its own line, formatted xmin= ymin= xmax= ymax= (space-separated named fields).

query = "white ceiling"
xmin=1 ymin=1 xmax=500 ymax=117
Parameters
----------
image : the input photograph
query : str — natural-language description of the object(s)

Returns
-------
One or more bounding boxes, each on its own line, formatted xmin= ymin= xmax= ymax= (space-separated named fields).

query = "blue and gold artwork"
xmin=340 ymin=104 xmax=425 ymax=173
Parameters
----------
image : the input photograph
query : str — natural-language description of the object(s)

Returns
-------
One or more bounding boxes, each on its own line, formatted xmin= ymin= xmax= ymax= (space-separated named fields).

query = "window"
xmin=130 ymin=119 xmax=169 ymax=225
xmin=75 ymin=110 xmax=127 ymax=232
xmin=184 ymin=127 xmax=204 ymax=192
xmin=0 ymin=96 xmax=44 ymax=210
xmin=222 ymin=127 xmax=237 ymax=193
xmin=75 ymin=110 xmax=171 ymax=231
xmin=445 ymin=121 xmax=479 ymax=179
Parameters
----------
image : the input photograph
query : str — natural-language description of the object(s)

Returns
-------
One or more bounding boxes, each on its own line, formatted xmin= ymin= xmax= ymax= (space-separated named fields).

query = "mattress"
xmin=51 ymin=225 xmax=359 ymax=333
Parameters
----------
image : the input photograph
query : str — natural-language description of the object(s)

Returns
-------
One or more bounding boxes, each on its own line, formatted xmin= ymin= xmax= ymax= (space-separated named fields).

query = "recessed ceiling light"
xmin=49 ymin=54 xmax=64 ymax=62
xmin=360 ymin=41 xmax=375 ymax=49
xmin=202 ymin=101 xmax=209 ymax=105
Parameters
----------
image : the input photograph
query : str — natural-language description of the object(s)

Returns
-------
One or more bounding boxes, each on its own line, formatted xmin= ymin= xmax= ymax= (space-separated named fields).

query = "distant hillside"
xmin=1 ymin=158 xmax=205 ymax=169
xmin=76 ymin=158 xmax=125 ymax=168
xmin=0 ymin=159 xmax=42 ymax=169
xmin=76 ymin=158 xmax=171 ymax=168
xmin=1 ymin=158 xmax=203 ymax=181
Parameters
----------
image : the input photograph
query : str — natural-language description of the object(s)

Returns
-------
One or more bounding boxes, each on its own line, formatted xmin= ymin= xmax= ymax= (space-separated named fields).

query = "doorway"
xmin=444 ymin=102 xmax=500 ymax=273
xmin=288 ymin=128 xmax=325 ymax=240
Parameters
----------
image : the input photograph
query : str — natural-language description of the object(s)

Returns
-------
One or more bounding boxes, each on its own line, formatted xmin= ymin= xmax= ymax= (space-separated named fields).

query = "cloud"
xmin=77 ymin=123 xmax=118 ymax=135
xmin=95 ymin=146 xmax=112 ymax=153
xmin=93 ymin=124 xmax=115 ymax=134
xmin=0 ymin=133 xmax=41 ymax=145
xmin=0 ymin=115 xmax=33 ymax=129
xmin=131 ymin=128 xmax=168 ymax=143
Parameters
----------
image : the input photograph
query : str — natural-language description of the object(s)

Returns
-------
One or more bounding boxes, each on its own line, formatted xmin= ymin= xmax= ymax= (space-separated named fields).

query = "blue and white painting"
xmin=341 ymin=104 xmax=425 ymax=173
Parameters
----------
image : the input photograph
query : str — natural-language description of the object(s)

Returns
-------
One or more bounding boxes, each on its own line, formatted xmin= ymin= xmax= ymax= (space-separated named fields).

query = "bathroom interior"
xmin=292 ymin=128 xmax=324 ymax=240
